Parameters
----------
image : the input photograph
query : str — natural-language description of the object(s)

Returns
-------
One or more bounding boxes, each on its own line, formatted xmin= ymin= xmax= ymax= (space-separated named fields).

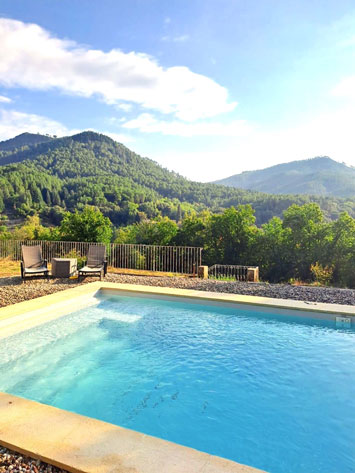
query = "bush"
xmin=64 ymin=249 xmax=87 ymax=269
xmin=310 ymin=262 xmax=334 ymax=286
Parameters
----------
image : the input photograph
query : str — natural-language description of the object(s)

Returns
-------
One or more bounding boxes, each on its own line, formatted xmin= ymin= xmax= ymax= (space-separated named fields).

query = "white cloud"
xmin=0 ymin=18 xmax=236 ymax=121
xmin=102 ymin=131 xmax=134 ymax=143
xmin=0 ymin=95 xmax=11 ymax=103
xmin=147 ymin=106 xmax=355 ymax=181
xmin=337 ymin=35 xmax=355 ymax=48
xmin=0 ymin=108 xmax=73 ymax=140
xmin=174 ymin=35 xmax=189 ymax=42
xmin=123 ymin=113 xmax=251 ymax=137
xmin=116 ymin=102 xmax=133 ymax=112
xmin=332 ymin=76 xmax=355 ymax=99
xmin=161 ymin=34 xmax=190 ymax=43
xmin=0 ymin=107 xmax=134 ymax=145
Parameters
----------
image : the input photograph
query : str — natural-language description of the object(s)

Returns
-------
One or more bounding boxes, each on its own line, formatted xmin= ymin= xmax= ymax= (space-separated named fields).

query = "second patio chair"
xmin=78 ymin=245 xmax=107 ymax=281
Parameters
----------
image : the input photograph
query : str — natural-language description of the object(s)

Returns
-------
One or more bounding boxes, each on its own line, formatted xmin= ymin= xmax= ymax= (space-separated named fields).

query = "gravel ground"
xmin=0 ymin=446 xmax=68 ymax=473
xmin=0 ymin=276 xmax=92 ymax=308
xmin=0 ymin=273 xmax=354 ymax=307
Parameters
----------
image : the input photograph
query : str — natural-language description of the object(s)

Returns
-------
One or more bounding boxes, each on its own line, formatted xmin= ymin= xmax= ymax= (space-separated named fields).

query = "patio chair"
xmin=78 ymin=245 xmax=107 ymax=281
xmin=21 ymin=245 xmax=49 ymax=281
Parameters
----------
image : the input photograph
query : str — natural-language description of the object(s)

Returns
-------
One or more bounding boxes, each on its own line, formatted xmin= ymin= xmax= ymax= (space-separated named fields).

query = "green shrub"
xmin=310 ymin=262 xmax=334 ymax=286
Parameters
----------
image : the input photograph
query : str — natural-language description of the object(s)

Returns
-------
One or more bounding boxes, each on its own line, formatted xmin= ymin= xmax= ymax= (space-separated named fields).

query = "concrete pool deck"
xmin=0 ymin=392 xmax=265 ymax=473
xmin=0 ymin=282 xmax=354 ymax=473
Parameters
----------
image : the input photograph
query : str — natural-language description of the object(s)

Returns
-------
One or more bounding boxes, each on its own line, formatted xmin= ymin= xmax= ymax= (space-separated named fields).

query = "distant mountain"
xmin=0 ymin=132 xmax=54 ymax=152
xmin=213 ymin=157 xmax=355 ymax=198
xmin=0 ymin=132 xmax=354 ymax=226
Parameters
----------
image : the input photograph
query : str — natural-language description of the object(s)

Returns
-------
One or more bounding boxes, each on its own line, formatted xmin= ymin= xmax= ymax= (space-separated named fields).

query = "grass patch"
xmin=208 ymin=275 xmax=238 ymax=281
xmin=0 ymin=258 xmax=20 ymax=277
xmin=0 ymin=259 xmax=190 ymax=279
xmin=108 ymin=267 xmax=190 ymax=278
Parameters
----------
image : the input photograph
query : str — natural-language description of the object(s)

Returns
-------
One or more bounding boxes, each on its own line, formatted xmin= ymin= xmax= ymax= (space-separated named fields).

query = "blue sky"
xmin=0 ymin=0 xmax=355 ymax=181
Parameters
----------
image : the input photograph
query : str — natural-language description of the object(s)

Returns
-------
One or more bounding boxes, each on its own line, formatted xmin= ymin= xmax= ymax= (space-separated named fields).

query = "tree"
xmin=282 ymin=203 xmax=327 ymax=281
xmin=59 ymin=206 xmax=112 ymax=243
xmin=326 ymin=212 xmax=355 ymax=287
xmin=206 ymin=205 xmax=257 ymax=265
xmin=12 ymin=215 xmax=59 ymax=240
xmin=115 ymin=217 xmax=178 ymax=246
xmin=136 ymin=217 xmax=177 ymax=245
xmin=252 ymin=217 xmax=292 ymax=282
xmin=173 ymin=211 xmax=210 ymax=248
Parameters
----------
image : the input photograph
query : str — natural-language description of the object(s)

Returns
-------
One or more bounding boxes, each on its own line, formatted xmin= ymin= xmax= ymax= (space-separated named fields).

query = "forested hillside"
xmin=0 ymin=131 xmax=354 ymax=226
xmin=214 ymin=157 xmax=355 ymax=197
xmin=0 ymin=132 xmax=54 ymax=152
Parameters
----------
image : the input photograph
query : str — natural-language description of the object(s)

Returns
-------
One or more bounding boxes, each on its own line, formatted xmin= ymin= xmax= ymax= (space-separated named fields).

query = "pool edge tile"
xmin=0 ymin=392 xmax=266 ymax=473
xmin=0 ymin=282 xmax=354 ymax=338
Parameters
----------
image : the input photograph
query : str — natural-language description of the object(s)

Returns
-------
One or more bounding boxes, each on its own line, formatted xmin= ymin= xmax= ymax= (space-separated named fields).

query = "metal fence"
xmin=0 ymin=240 xmax=203 ymax=275
xmin=209 ymin=264 xmax=251 ymax=281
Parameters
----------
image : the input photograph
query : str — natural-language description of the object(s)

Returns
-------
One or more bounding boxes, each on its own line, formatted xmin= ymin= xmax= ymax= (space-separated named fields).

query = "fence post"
xmin=247 ymin=267 xmax=259 ymax=282
xmin=198 ymin=265 xmax=208 ymax=279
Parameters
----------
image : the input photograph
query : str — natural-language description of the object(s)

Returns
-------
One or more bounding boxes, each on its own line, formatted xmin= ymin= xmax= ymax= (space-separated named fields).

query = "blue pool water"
xmin=0 ymin=294 xmax=354 ymax=473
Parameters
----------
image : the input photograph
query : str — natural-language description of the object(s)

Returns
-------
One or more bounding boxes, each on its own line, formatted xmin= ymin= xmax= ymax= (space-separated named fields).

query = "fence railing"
xmin=209 ymin=264 xmax=252 ymax=281
xmin=0 ymin=240 xmax=203 ymax=275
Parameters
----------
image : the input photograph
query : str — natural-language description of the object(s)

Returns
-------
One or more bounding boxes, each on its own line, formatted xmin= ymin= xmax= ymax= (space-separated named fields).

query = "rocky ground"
xmin=0 ymin=446 xmax=68 ymax=473
xmin=0 ymin=276 xmax=91 ymax=308
xmin=0 ymin=273 xmax=354 ymax=307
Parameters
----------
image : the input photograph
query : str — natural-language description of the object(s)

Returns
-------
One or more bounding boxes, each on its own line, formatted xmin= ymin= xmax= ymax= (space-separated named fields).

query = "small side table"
xmin=51 ymin=258 xmax=77 ymax=278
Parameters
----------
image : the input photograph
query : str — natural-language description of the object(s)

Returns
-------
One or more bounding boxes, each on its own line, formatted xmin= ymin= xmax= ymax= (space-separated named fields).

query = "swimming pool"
xmin=0 ymin=292 xmax=354 ymax=473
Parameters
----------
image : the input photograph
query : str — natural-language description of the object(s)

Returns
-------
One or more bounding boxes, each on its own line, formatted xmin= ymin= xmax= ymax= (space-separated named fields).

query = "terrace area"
xmin=0 ymin=242 xmax=354 ymax=473
xmin=1 ymin=267 xmax=355 ymax=308
xmin=1 ymin=239 xmax=354 ymax=308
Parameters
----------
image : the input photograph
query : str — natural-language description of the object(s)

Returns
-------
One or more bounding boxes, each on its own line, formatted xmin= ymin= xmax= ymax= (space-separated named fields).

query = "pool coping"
xmin=0 ymin=281 xmax=354 ymax=473
xmin=1 ymin=282 xmax=354 ymax=328
xmin=0 ymin=392 xmax=265 ymax=473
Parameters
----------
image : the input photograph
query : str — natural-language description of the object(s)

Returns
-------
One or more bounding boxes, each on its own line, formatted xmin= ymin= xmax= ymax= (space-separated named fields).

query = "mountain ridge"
xmin=0 ymin=132 xmax=54 ymax=152
xmin=213 ymin=157 xmax=355 ymax=197
xmin=0 ymin=131 xmax=354 ymax=226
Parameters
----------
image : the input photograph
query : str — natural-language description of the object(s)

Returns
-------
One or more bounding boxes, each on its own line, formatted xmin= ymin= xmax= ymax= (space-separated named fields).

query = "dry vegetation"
xmin=0 ymin=257 xmax=20 ymax=277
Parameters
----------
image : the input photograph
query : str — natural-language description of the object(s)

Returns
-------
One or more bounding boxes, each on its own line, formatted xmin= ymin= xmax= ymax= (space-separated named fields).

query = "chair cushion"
xmin=24 ymin=267 xmax=49 ymax=274
xmin=79 ymin=265 xmax=103 ymax=273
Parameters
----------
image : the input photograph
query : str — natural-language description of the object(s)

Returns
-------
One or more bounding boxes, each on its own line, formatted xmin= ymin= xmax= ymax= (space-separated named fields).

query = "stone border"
xmin=0 ymin=392 xmax=264 ymax=473
xmin=1 ymin=282 xmax=354 ymax=332
xmin=0 ymin=281 xmax=354 ymax=339
xmin=1 ymin=281 xmax=354 ymax=473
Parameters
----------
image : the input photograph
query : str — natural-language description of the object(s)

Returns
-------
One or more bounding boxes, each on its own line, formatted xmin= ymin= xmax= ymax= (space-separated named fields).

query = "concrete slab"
xmin=0 ymin=393 xmax=266 ymax=473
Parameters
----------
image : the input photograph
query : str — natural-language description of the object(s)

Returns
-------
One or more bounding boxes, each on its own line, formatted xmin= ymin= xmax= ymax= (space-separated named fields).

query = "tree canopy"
xmin=59 ymin=206 xmax=112 ymax=243
xmin=2 ymin=202 xmax=354 ymax=287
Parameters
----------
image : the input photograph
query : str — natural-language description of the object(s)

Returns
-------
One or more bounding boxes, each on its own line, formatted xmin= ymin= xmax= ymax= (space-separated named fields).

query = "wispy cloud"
xmin=116 ymin=102 xmax=133 ymax=112
xmin=0 ymin=107 xmax=134 ymax=144
xmin=332 ymin=75 xmax=355 ymax=99
xmin=161 ymin=34 xmax=190 ymax=43
xmin=337 ymin=35 xmax=355 ymax=48
xmin=123 ymin=113 xmax=250 ymax=137
xmin=150 ymin=106 xmax=355 ymax=181
xmin=0 ymin=95 xmax=11 ymax=103
xmin=0 ymin=108 xmax=74 ymax=140
xmin=0 ymin=18 xmax=236 ymax=121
